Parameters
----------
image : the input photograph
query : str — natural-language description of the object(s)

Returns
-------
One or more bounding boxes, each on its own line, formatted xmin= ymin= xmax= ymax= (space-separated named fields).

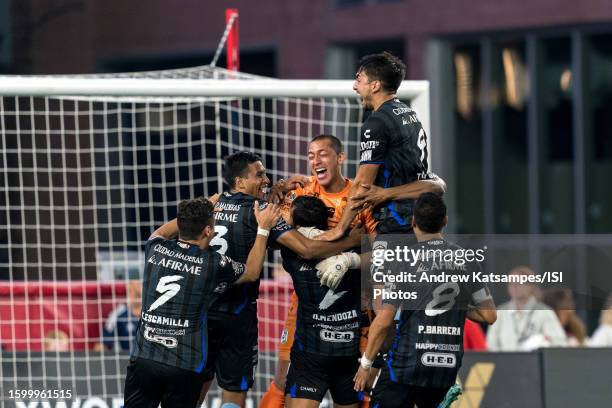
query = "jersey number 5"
xmin=148 ymin=275 xmax=184 ymax=312
xmin=210 ymin=225 xmax=228 ymax=255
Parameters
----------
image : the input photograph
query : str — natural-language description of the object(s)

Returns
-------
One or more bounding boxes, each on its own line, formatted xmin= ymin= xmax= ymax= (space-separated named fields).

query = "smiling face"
xmin=236 ymin=161 xmax=270 ymax=199
xmin=353 ymin=69 xmax=376 ymax=110
xmin=307 ymin=138 xmax=344 ymax=189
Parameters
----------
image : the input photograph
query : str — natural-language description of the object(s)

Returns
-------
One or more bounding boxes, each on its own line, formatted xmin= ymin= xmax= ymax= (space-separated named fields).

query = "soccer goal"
xmin=0 ymin=66 xmax=429 ymax=407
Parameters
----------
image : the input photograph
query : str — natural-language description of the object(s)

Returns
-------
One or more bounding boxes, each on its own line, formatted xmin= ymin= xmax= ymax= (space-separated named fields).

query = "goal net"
xmin=0 ymin=65 xmax=429 ymax=407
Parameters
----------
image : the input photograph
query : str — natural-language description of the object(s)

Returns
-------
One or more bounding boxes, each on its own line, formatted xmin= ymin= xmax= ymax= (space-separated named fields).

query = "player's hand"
xmin=254 ymin=201 xmax=281 ymax=231
xmin=268 ymin=175 xmax=310 ymax=203
xmin=350 ymin=184 xmax=390 ymax=211
xmin=353 ymin=365 xmax=370 ymax=392
xmin=313 ymin=226 xmax=345 ymax=242
xmin=208 ymin=193 xmax=222 ymax=211
xmin=316 ymin=252 xmax=360 ymax=289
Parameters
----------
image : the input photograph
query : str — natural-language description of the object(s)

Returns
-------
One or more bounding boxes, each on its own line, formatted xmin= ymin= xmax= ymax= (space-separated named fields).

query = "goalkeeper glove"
xmin=316 ymin=252 xmax=360 ymax=290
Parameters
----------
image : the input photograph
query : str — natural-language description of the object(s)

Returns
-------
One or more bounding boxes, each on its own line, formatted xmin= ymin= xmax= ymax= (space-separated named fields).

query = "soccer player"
xmin=282 ymin=196 xmax=364 ymax=408
xmin=317 ymin=51 xmax=443 ymax=241
xmin=353 ymin=193 xmax=497 ymax=408
xmin=124 ymin=197 xmax=280 ymax=408
xmin=204 ymin=152 xmax=362 ymax=408
xmin=260 ymin=134 xmax=444 ymax=408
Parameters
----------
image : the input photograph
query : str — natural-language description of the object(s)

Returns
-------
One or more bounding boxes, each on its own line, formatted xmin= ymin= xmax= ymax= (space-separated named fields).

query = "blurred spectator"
xmin=95 ymin=280 xmax=141 ymax=352
xmin=44 ymin=329 xmax=70 ymax=351
xmin=464 ymin=319 xmax=487 ymax=351
xmin=486 ymin=266 xmax=567 ymax=351
xmin=542 ymin=288 xmax=587 ymax=346
xmin=589 ymin=293 xmax=612 ymax=347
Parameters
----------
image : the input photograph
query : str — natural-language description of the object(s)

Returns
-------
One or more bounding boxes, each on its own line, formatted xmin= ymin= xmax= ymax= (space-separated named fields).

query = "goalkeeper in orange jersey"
xmin=260 ymin=134 xmax=445 ymax=408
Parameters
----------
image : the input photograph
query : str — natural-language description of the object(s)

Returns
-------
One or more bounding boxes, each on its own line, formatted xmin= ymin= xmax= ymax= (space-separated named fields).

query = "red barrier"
xmin=0 ymin=280 xmax=292 ymax=352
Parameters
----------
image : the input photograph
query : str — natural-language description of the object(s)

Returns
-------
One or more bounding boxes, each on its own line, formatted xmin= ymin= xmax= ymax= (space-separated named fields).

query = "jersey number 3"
xmin=210 ymin=225 xmax=228 ymax=255
xmin=148 ymin=275 xmax=184 ymax=312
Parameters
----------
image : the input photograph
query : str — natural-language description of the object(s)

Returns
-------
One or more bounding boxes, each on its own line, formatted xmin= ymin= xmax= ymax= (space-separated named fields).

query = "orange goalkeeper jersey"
xmin=280 ymin=176 xmax=378 ymax=235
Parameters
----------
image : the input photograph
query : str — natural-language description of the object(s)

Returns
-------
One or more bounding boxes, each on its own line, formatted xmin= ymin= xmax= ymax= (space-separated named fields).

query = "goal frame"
xmin=0 ymin=77 xmax=430 ymax=150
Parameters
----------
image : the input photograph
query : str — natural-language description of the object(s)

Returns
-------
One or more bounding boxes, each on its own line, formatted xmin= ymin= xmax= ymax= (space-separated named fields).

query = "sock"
xmin=258 ymin=380 xmax=286 ymax=408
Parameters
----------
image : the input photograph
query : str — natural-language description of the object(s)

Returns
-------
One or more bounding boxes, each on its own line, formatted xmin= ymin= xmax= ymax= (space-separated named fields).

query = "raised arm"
xmin=350 ymin=176 xmax=447 ymax=211
xmin=276 ymin=226 xmax=362 ymax=260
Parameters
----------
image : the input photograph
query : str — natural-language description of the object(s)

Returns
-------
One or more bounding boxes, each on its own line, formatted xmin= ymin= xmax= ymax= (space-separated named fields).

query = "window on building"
xmin=586 ymin=33 xmax=612 ymax=232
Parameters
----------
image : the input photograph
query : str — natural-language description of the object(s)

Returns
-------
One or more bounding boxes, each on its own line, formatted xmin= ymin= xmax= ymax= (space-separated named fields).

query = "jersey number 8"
xmin=425 ymin=282 xmax=460 ymax=317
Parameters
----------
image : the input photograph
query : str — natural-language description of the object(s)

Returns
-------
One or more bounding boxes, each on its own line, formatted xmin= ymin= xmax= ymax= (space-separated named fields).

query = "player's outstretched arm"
xmin=150 ymin=219 xmax=179 ymax=240
xmin=236 ymin=202 xmax=281 ymax=284
xmin=350 ymin=176 xmax=447 ymax=211
xmin=315 ymin=164 xmax=380 ymax=241
xmin=353 ymin=304 xmax=396 ymax=391
xmin=277 ymin=225 xmax=363 ymax=260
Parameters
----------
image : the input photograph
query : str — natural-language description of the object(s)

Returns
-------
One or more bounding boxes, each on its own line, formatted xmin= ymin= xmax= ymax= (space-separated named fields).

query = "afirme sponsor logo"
xmin=320 ymin=329 xmax=354 ymax=343
xmin=418 ymin=325 xmax=461 ymax=336
xmin=421 ymin=352 xmax=457 ymax=368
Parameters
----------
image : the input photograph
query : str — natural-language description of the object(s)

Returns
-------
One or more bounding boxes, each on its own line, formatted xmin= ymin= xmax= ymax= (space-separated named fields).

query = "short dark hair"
xmin=291 ymin=196 xmax=328 ymax=231
xmin=177 ymin=197 xmax=215 ymax=240
xmin=357 ymin=51 xmax=406 ymax=93
xmin=223 ymin=151 xmax=262 ymax=189
xmin=413 ymin=192 xmax=446 ymax=233
xmin=310 ymin=134 xmax=344 ymax=155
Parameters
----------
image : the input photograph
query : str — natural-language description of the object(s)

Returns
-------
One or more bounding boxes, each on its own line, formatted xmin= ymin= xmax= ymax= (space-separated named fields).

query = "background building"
xmin=4 ymin=0 xmax=610 ymax=236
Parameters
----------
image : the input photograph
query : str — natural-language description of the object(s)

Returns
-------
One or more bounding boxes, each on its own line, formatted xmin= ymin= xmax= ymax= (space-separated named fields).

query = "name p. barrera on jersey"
xmin=133 ymin=236 xmax=245 ymax=372
xmin=281 ymin=247 xmax=362 ymax=356
xmin=359 ymin=99 xmax=430 ymax=233
xmin=209 ymin=191 xmax=292 ymax=314
xmin=382 ymin=238 xmax=492 ymax=388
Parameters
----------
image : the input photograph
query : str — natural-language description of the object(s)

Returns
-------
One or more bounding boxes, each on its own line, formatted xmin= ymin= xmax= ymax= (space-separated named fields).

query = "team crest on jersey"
xmin=214 ymin=282 xmax=228 ymax=294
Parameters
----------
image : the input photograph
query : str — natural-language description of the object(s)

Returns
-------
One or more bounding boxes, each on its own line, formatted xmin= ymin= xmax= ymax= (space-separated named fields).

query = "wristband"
xmin=360 ymin=354 xmax=373 ymax=369
xmin=257 ymin=227 xmax=270 ymax=237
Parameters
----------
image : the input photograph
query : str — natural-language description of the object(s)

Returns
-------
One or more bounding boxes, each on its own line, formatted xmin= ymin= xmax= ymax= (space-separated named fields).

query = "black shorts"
xmin=370 ymin=366 xmax=448 ymax=408
xmin=285 ymin=349 xmax=360 ymax=405
xmin=124 ymin=357 xmax=206 ymax=408
xmin=203 ymin=308 xmax=258 ymax=392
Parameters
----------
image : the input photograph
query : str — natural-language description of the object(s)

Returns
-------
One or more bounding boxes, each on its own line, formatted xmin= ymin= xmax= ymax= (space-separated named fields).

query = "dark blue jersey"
xmin=282 ymin=247 xmax=362 ymax=357
xmin=359 ymin=99 xmax=429 ymax=233
xmin=132 ymin=236 xmax=245 ymax=372
xmin=209 ymin=191 xmax=292 ymax=315
xmin=383 ymin=238 xmax=491 ymax=388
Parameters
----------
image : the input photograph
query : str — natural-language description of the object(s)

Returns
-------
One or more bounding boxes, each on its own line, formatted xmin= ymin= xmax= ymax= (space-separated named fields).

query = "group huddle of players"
xmin=122 ymin=52 xmax=497 ymax=408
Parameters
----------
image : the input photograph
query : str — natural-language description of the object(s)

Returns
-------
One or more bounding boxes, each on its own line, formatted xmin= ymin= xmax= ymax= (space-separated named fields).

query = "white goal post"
xmin=0 ymin=77 xmax=430 ymax=147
